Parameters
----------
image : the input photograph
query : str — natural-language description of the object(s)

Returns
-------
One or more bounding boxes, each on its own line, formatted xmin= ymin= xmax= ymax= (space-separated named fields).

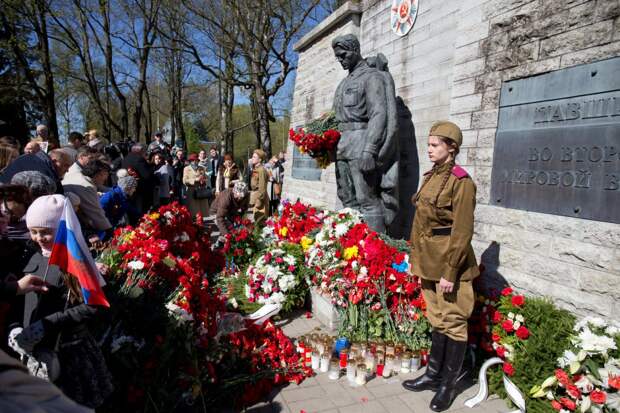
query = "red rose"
xmin=515 ymin=326 xmax=530 ymax=340
xmin=501 ymin=287 xmax=513 ymax=296
xmin=550 ymin=400 xmax=562 ymax=411
xmin=560 ymin=397 xmax=576 ymax=411
xmin=590 ymin=390 xmax=607 ymax=404
xmin=502 ymin=362 xmax=514 ymax=376
xmin=502 ymin=319 xmax=514 ymax=333
xmin=492 ymin=332 xmax=501 ymax=342
xmin=511 ymin=295 xmax=525 ymax=307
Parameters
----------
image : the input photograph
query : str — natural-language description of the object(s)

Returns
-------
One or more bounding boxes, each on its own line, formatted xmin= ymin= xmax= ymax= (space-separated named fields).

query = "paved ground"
xmin=239 ymin=312 xmax=509 ymax=413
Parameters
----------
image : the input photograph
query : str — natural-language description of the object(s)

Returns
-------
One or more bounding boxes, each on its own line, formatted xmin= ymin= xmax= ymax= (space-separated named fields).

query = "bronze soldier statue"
xmin=332 ymin=34 xmax=399 ymax=233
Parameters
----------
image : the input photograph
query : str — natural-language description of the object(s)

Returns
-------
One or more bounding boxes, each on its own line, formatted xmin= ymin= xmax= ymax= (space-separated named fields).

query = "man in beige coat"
xmin=62 ymin=150 xmax=112 ymax=234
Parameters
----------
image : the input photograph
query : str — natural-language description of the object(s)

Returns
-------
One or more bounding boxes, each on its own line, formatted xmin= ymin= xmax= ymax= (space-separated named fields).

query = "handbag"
xmin=193 ymin=186 xmax=212 ymax=200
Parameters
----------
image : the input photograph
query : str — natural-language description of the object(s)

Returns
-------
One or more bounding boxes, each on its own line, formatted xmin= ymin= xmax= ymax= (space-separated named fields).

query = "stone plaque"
xmin=291 ymin=145 xmax=322 ymax=181
xmin=490 ymin=57 xmax=620 ymax=223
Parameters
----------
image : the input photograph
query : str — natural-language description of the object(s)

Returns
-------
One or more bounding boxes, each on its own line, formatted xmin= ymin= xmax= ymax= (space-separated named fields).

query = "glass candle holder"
xmin=401 ymin=351 xmax=411 ymax=374
xmin=328 ymin=358 xmax=340 ymax=380
xmin=346 ymin=362 xmax=356 ymax=384
xmin=339 ymin=348 xmax=349 ymax=369
xmin=383 ymin=355 xmax=395 ymax=378
xmin=355 ymin=363 xmax=367 ymax=386
xmin=320 ymin=354 xmax=330 ymax=373
xmin=410 ymin=351 xmax=421 ymax=371
xmin=311 ymin=351 xmax=320 ymax=371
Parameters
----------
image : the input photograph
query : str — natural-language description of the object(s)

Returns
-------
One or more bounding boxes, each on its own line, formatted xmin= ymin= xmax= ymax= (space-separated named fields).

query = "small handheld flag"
xmin=49 ymin=198 xmax=109 ymax=307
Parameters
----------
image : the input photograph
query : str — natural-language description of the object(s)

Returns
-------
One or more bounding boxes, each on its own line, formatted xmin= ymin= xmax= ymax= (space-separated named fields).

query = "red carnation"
xmin=590 ymin=390 xmax=607 ymax=404
xmin=566 ymin=384 xmax=581 ymax=400
xmin=515 ymin=326 xmax=530 ymax=340
xmin=511 ymin=295 xmax=525 ymax=307
xmin=560 ymin=397 xmax=576 ymax=411
xmin=555 ymin=369 xmax=570 ymax=385
xmin=496 ymin=346 xmax=506 ymax=358
xmin=492 ymin=332 xmax=502 ymax=342
xmin=502 ymin=319 xmax=514 ymax=333
xmin=501 ymin=287 xmax=513 ymax=296
xmin=502 ymin=362 xmax=514 ymax=376
xmin=492 ymin=310 xmax=502 ymax=323
xmin=550 ymin=400 xmax=562 ymax=411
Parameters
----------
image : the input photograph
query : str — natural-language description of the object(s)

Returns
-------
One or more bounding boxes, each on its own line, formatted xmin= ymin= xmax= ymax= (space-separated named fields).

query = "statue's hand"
xmin=359 ymin=151 xmax=376 ymax=172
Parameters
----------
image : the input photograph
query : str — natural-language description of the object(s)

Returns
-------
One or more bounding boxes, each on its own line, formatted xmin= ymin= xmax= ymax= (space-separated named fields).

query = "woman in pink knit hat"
xmin=7 ymin=194 xmax=113 ymax=408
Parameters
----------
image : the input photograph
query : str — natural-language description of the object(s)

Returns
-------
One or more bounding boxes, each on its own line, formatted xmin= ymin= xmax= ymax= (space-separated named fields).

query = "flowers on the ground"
xmin=223 ymin=217 xmax=258 ymax=268
xmin=490 ymin=288 xmax=531 ymax=377
xmin=246 ymin=249 xmax=298 ymax=306
xmin=270 ymin=200 xmax=323 ymax=244
xmin=531 ymin=316 xmax=620 ymax=412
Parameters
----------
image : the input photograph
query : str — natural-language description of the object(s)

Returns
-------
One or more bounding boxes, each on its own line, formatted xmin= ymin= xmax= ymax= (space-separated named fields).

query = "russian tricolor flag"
xmin=49 ymin=198 xmax=109 ymax=307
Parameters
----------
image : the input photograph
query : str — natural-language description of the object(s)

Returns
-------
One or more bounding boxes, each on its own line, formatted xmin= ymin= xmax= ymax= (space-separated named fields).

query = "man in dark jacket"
xmin=0 ymin=150 xmax=71 ymax=195
xmin=121 ymin=143 xmax=155 ymax=216
xmin=209 ymin=181 xmax=249 ymax=237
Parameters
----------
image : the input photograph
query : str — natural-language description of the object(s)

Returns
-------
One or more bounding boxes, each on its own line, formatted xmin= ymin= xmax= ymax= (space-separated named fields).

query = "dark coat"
xmin=121 ymin=153 xmax=155 ymax=214
xmin=0 ymin=153 xmax=63 ymax=195
xmin=209 ymin=188 xmax=249 ymax=235
xmin=16 ymin=253 xmax=101 ymax=348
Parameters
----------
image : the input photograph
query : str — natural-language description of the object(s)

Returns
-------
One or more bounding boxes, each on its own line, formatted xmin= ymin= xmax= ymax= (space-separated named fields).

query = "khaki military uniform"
xmin=410 ymin=162 xmax=479 ymax=342
xmin=250 ymin=164 xmax=269 ymax=226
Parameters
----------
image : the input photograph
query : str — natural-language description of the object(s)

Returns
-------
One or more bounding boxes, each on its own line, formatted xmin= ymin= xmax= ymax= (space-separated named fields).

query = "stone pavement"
xmin=240 ymin=312 xmax=509 ymax=413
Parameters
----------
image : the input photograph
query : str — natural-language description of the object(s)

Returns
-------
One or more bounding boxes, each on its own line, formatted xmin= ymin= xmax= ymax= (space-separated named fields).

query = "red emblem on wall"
xmin=391 ymin=0 xmax=418 ymax=37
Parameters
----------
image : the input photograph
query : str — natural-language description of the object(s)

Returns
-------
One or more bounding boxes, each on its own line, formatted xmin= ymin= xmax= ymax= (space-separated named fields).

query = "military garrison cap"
xmin=429 ymin=121 xmax=463 ymax=148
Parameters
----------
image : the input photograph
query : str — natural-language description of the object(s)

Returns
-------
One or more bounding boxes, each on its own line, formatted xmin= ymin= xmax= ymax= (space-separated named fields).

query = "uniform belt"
xmin=339 ymin=122 xmax=368 ymax=131
xmin=431 ymin=227 xmax=452 ymax=236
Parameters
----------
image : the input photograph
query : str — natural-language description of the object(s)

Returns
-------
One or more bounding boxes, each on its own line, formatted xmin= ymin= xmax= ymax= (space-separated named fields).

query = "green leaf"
xmin=583 ymin=358 xmax=601 ymax=380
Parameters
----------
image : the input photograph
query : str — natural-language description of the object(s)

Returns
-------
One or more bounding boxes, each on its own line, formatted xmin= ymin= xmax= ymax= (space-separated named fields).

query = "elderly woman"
xmin=215 ymin=152 xmax=239 ymax=195
xmin=183 ymin=153 xmax=210 ymax=219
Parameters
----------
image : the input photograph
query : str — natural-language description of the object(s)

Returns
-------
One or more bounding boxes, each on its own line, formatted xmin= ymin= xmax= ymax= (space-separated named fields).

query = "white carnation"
xmin=128 ymin=260 xmax=145 ymax=270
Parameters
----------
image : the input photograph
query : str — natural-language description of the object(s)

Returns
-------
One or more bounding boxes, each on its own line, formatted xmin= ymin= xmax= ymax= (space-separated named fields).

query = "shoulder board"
xmin=451 ymin=165 xmax=469 ymax=179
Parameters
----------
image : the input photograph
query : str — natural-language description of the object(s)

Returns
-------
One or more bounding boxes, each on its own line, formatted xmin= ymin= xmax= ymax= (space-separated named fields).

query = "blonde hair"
xmin=87 ymin=129 xmax=98 ymax=140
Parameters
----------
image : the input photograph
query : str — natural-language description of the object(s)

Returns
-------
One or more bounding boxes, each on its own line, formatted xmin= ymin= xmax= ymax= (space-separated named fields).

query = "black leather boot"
xmin=402 ymin=331 xmax=447 ymax=392
xmin=430 ymin=338 xmax=467 ymax=412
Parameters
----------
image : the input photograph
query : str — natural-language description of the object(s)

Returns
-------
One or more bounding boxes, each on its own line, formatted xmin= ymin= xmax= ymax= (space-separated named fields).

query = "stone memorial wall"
xmin=284 ymin=0 xmax=620 ymax=320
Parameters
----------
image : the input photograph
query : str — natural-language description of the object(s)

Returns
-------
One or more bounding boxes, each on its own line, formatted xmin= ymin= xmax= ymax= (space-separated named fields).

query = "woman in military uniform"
xmin=402 ymin=121 xmax=479 ymax=412
xmin=249 ymin=149 xmax=269 ymax=226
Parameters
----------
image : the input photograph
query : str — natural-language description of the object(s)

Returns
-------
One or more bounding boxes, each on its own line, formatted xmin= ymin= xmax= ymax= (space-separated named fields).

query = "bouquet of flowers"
xmin=270 ymin=200 xmax=324 ymax=244
xmin=245 ymin=248 xmax=304 ymax=313
xmin=222 ymin=218 xmax=259 ymax=269
xmin=489 ymin=287 xmax=531 ymax=377
xmin=289 ymin=112 xmax=340 ymax=168
xmin=530 ymin=316 xmax=620 ymax=412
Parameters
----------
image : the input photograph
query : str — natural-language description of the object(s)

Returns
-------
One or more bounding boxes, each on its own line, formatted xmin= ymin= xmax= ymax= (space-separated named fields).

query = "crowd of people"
xmin=0 ymin=124 xmax=287 ymax=411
